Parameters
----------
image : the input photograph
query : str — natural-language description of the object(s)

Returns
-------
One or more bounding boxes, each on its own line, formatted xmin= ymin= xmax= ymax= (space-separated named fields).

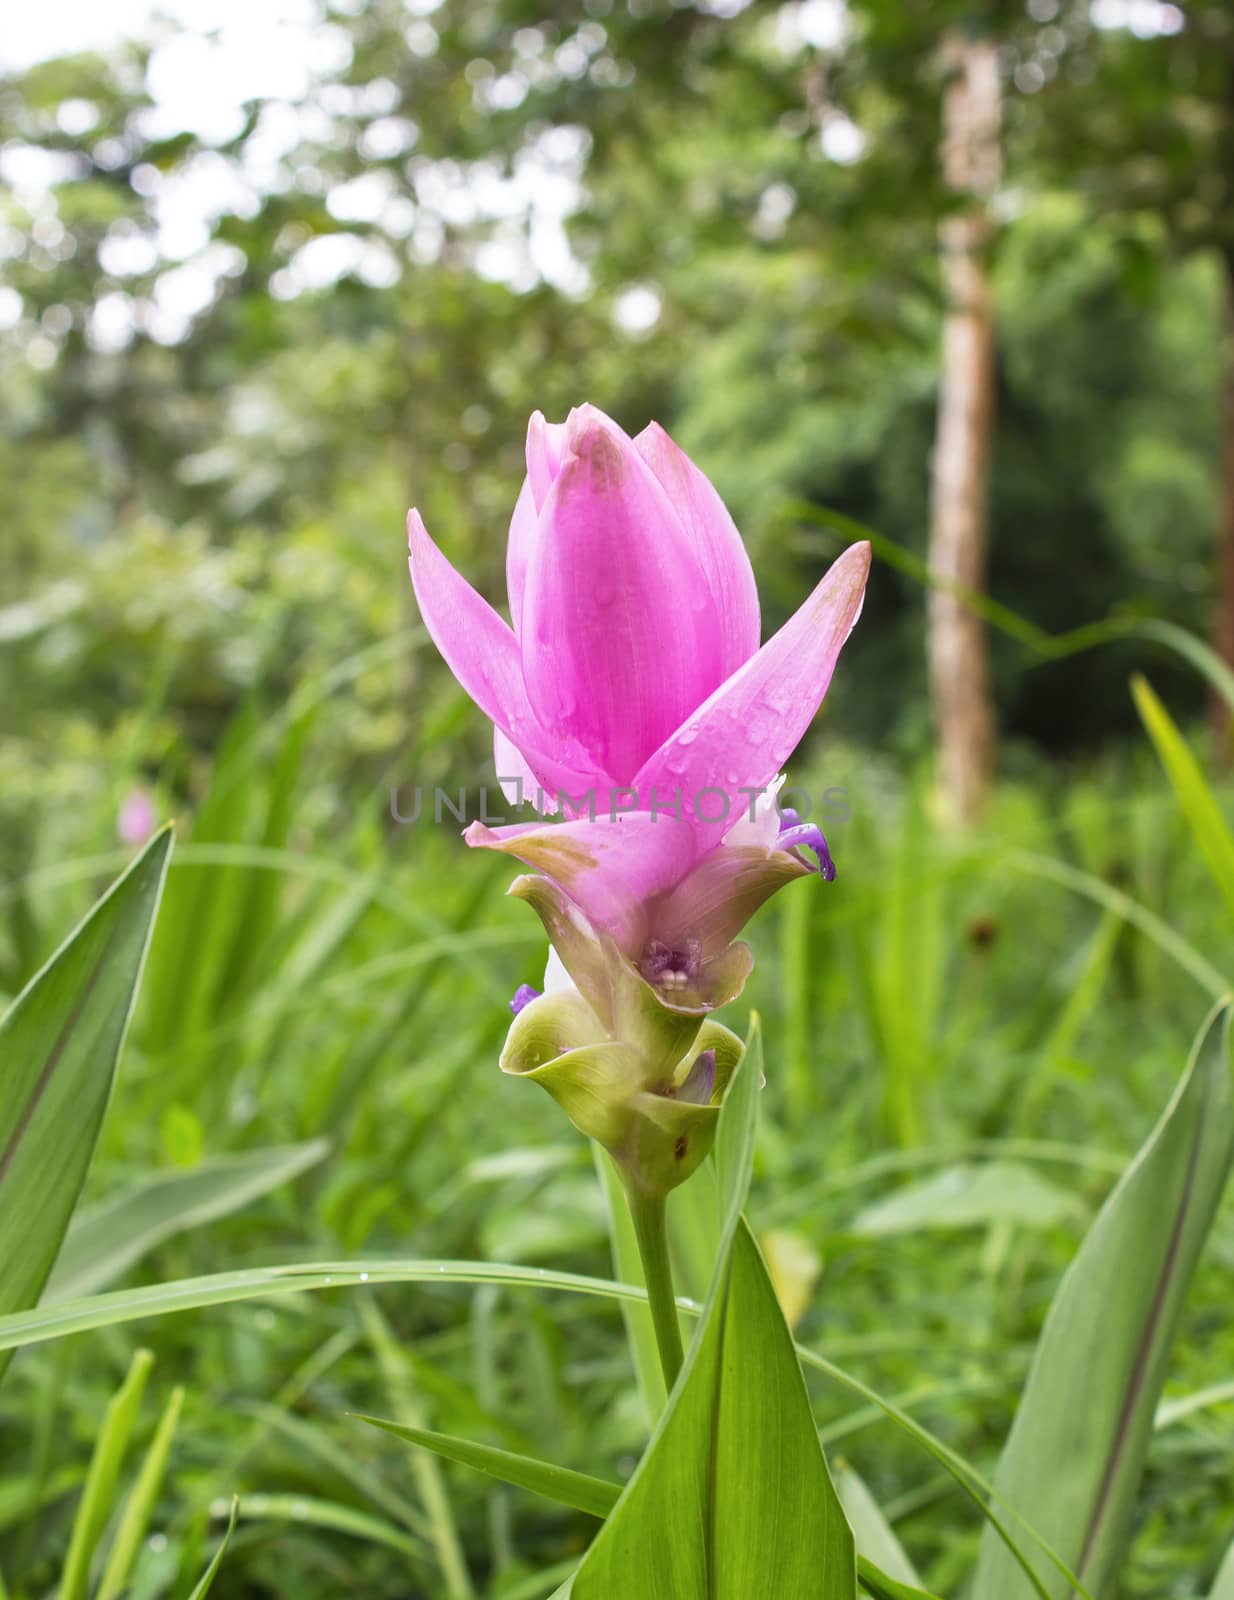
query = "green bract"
xmin=498 ymin=883 xmax=746 ymax=1196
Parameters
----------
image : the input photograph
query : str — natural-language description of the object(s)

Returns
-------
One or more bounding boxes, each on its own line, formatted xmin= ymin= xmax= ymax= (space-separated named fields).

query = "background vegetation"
xmin=2 ymin=1 xmax=1233 ymax=1596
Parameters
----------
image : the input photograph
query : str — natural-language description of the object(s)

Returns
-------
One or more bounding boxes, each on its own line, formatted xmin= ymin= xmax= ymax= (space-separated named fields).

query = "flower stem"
xmin=627 ymin=1189 xmax=684 ymax=1392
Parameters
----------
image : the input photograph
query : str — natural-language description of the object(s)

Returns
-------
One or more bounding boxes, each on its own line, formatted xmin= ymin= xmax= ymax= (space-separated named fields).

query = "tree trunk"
xmin=1210 ymin=254 xmax=1234 ymax=756
xmin=928 ymin=35 xmax=1000 ymax=825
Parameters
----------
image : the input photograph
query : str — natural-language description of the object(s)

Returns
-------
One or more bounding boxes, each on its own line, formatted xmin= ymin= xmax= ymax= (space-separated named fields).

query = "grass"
xmin=2 ymin=672 xmax=1233 ymax=1600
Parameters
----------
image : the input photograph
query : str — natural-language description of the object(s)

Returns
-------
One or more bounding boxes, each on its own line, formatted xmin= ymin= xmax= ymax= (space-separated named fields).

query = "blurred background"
xmin=3 ymin=2 xmax=1234 ymax=1597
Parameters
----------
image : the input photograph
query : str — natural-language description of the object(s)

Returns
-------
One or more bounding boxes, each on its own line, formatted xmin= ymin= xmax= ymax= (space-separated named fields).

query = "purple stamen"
xmin=509 ymin=982 xmax=541 ymax=1016
xmin=640 ymin=936 xmax=702 ymax=994
xmin=777 ymin=815 xmax=836 ymax=882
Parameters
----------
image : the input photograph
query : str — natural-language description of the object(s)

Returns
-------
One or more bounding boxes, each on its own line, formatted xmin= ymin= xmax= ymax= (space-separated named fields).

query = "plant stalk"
xmin=627 ymin=1189 xmax=684 ymax=1392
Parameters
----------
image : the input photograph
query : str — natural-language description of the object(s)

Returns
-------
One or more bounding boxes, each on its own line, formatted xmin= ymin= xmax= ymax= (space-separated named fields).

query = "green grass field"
xmin=3 ymin=637 xmax=1231 ymax=1599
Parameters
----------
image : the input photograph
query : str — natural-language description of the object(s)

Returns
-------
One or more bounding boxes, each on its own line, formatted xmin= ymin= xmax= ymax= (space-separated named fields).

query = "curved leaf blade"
xmin=351 ymin=1415 xmax=619 ymax=1519
xmin=572 ymin=1220 xmax=855 ymax=1598
xmin=835 ymin=1463 xmax=923 ymax=1588
xmin=1132 ymin=676 xmax=1234 ymax=923
xmin=856 ymin=1559 xmax=942 ymax=1600
xmin=975 ymin=1003 xmax=1234 ymax=1599
xmin=186 ymin=1498 xmax=237 ymax=1600
xmin=0 ymin=1259 xmax=650 ymax=1354
xmin=1211 ymin=1537 xmax=1234 ymax=1600
xmin=48 ymin=1138 xmax=329 ymax=1301
xmin=0 ymin=826 xmax=173 ymax=1378
xmin=571 ymin=1021 xmax=856 ymax=1599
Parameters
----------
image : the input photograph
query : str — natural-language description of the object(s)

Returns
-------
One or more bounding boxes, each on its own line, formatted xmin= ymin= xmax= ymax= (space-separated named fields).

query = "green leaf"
xmin=1004 ymin=850 xmax=1227 ymax=1001
xmin=849 ymin=1162 xmax=1082 ymax=1237
xmin=57 ymin=1348 xmax=153 ymax=1600
xmin=572 ymin=1220 xmax=855 ymax=1598
xmin=230 ymin=1493 xmax=422 ymax=1555
xmin=793 ymin=505 xmax=1234 ymax=713
xmin=571 ymin=1018 xmax=856 ymax=1598
xmin=47 ymin=1138 xmax=329 ymax=1301
xmin=356 ymin=1294 xmax=471 ymax=1598
xmin=834 ymin=1463 xmax=923 ymax=1588
xmin=0 ymin=826 xmax=173 ymax=1379
xmin=185 ymin=1498 xmax=237 ymax=1600
xmin=855 ymin=1558 xmax=942 ymax=1600
xmin=352 ymin=1422 xmax=941 ymax=1600
xmin=974 ymin=1002 xmax=1234 ymax=1599
xmin=0 ymin=1259 xmax=651 ymax=1354
xmin=351 ymin=1415 xmax=620 ymax=1519
xmin=0 ymin=1253 xmax=1067 ymax=1595
xmin=496 ymin=1561 xmax=578 ymax=1600
xmin=1211 ymin=1537 xmax=1234 ymax=1600
xmin=1132 ymin=675 xmax=1234 ymax=923
xmin=94 ymin=1382 xmax=184 ymax=1600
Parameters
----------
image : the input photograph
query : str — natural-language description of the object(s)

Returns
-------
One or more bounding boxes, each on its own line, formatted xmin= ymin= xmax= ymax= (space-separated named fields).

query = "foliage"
xmin=3 ymin=2 xmax=1234 ymax=1597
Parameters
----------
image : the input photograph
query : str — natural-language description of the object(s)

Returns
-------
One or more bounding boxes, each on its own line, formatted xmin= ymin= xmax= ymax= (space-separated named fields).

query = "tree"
xmin=930 ymin=31 xmax=1001 ymax=821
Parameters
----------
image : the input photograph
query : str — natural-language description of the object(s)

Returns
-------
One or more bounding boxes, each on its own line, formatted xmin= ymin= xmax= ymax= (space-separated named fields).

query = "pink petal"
xmin=493 ymin=726 xmax=551 ymax=811
xmin=651 ymin=842 xmax=812 ymax=959
xmin=635 ymin=421 xmax=760 ymax=678
xmin=633 ymin=541 xmax=871 ymax=845
xmin=465 ymin=811 xmax=696 ymax=957
xmin=525 ymin=410 xmax=567 ymax=509
xmin=520 ymin=407 xmax=724 ymax=785
xmin=504 ymin=476 xmax=539 ymax=633
xmin=407 ymin=509 xmax=602 ymax=797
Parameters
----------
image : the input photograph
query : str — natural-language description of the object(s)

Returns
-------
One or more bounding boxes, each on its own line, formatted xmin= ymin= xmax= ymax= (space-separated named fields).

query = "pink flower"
xmin=407 ymin=404 xmax=869 ymax=1010
xmin=116 ymin=787 xmax=157 ymax=847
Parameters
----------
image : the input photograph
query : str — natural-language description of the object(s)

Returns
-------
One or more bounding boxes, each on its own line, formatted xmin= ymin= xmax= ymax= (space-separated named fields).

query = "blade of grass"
xmin=357 ymin=1294 xmax=473 ymax=1599
xmin=1132 ymin=675 xmax=1234 ymax=922
xmin=789 ymin=501 xmax=1234 ymax=711
xmin=835 ymin=1462 xmax=923 ymax=1587
xmin=48 ymin=1139 xmax=329 ymax=1302
xmin=0 ymin=1252 xmax=1086 ymax=1595
xmin=1002 ymin=850 xmax=1228 ymax=1000
xmin=229 ymin=1493 xmax=422 ymax=1556
xmin=57 ymin=1348 xmax=153 ymax=1600
xmin=94 ymin=1383 xmax=184 ymax=1600
xmin=350 ymin=1416 xmax=619 ymax=1518
xmin=186 ymin=1498 xmax=236 ymax=1600
xmin=1211 ymin=1537 xmax=1234 ymax=1600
